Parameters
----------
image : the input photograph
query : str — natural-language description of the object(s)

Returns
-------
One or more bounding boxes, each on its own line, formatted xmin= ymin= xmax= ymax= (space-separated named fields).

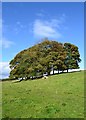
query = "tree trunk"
xmin=48 ymin=71 xmax=50 ymax=76
xmin=53 ymin=69 xmax=54 ymax=75
xmin=32 ymin=76 xmax=33 ymax=80
xmin=58 ymin=70 xmax=59 ymax=74
xmin=67 ymin=69 xmax=68 ymax=73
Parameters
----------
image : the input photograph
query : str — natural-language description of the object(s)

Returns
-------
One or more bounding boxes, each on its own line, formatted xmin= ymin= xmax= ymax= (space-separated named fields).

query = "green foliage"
xmin=64 ymin=43 xmax=81 ymax=72
xmin=9 ymin=39 xmax=81 ymax=79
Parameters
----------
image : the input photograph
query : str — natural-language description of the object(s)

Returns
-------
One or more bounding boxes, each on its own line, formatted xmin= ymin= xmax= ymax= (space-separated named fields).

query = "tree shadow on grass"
xmin=12 ymin=70 xmax=82 ymax=83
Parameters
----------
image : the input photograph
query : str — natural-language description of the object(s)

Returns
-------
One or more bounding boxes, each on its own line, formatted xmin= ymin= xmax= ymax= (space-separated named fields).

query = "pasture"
xmin=2 ymin=70 xmax=84 ymax=118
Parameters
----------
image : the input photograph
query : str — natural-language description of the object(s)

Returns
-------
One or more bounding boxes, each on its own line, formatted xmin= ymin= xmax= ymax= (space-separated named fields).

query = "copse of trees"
xmin=9 ymin=39 xmax=81 ymax=80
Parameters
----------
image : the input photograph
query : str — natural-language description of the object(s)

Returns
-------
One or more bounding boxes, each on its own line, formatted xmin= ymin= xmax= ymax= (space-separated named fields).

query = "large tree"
xmin=9 ymin=39 xmax=81 ymax=80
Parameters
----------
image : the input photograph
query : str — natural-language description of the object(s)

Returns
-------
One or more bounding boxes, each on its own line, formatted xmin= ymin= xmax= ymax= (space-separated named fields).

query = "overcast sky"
xmin=1 ymin=2 xmax=84 ymax=78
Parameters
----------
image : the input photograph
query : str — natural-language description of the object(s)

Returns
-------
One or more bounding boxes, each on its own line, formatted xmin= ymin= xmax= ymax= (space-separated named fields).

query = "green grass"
xmin=2 ymin=71 xmax=85 ymax=118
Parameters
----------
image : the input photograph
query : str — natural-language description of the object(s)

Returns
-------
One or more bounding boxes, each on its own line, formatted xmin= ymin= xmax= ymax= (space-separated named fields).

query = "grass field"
xmin=2 ymin=70 xmax=84 ymax=118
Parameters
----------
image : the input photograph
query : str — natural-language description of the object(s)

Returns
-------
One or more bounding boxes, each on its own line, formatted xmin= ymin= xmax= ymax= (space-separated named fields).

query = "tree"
xmin=64 ymin=43 xmax=81 ymax=72
xmin=9 ymin=39 xmax=81 ymax=80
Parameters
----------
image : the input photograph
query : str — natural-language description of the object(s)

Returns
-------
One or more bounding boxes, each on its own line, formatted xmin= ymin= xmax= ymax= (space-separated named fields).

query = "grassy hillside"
xmin=2 ymin=71 xmax=84 ymax=118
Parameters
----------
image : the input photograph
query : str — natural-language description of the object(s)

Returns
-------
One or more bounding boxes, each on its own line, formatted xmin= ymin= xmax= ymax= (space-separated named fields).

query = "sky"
xmin=0 ymin=2 xmax=84 ymax=78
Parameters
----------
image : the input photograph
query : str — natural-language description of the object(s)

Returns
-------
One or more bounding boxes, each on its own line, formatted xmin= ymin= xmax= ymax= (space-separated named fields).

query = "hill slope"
xmin=2 ymin=71 xmax=84 ymax=118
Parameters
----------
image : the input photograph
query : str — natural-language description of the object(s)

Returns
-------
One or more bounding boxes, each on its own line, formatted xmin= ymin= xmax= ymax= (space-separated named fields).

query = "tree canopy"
xmin=9 ymin=39 xmax=81 ymax=80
